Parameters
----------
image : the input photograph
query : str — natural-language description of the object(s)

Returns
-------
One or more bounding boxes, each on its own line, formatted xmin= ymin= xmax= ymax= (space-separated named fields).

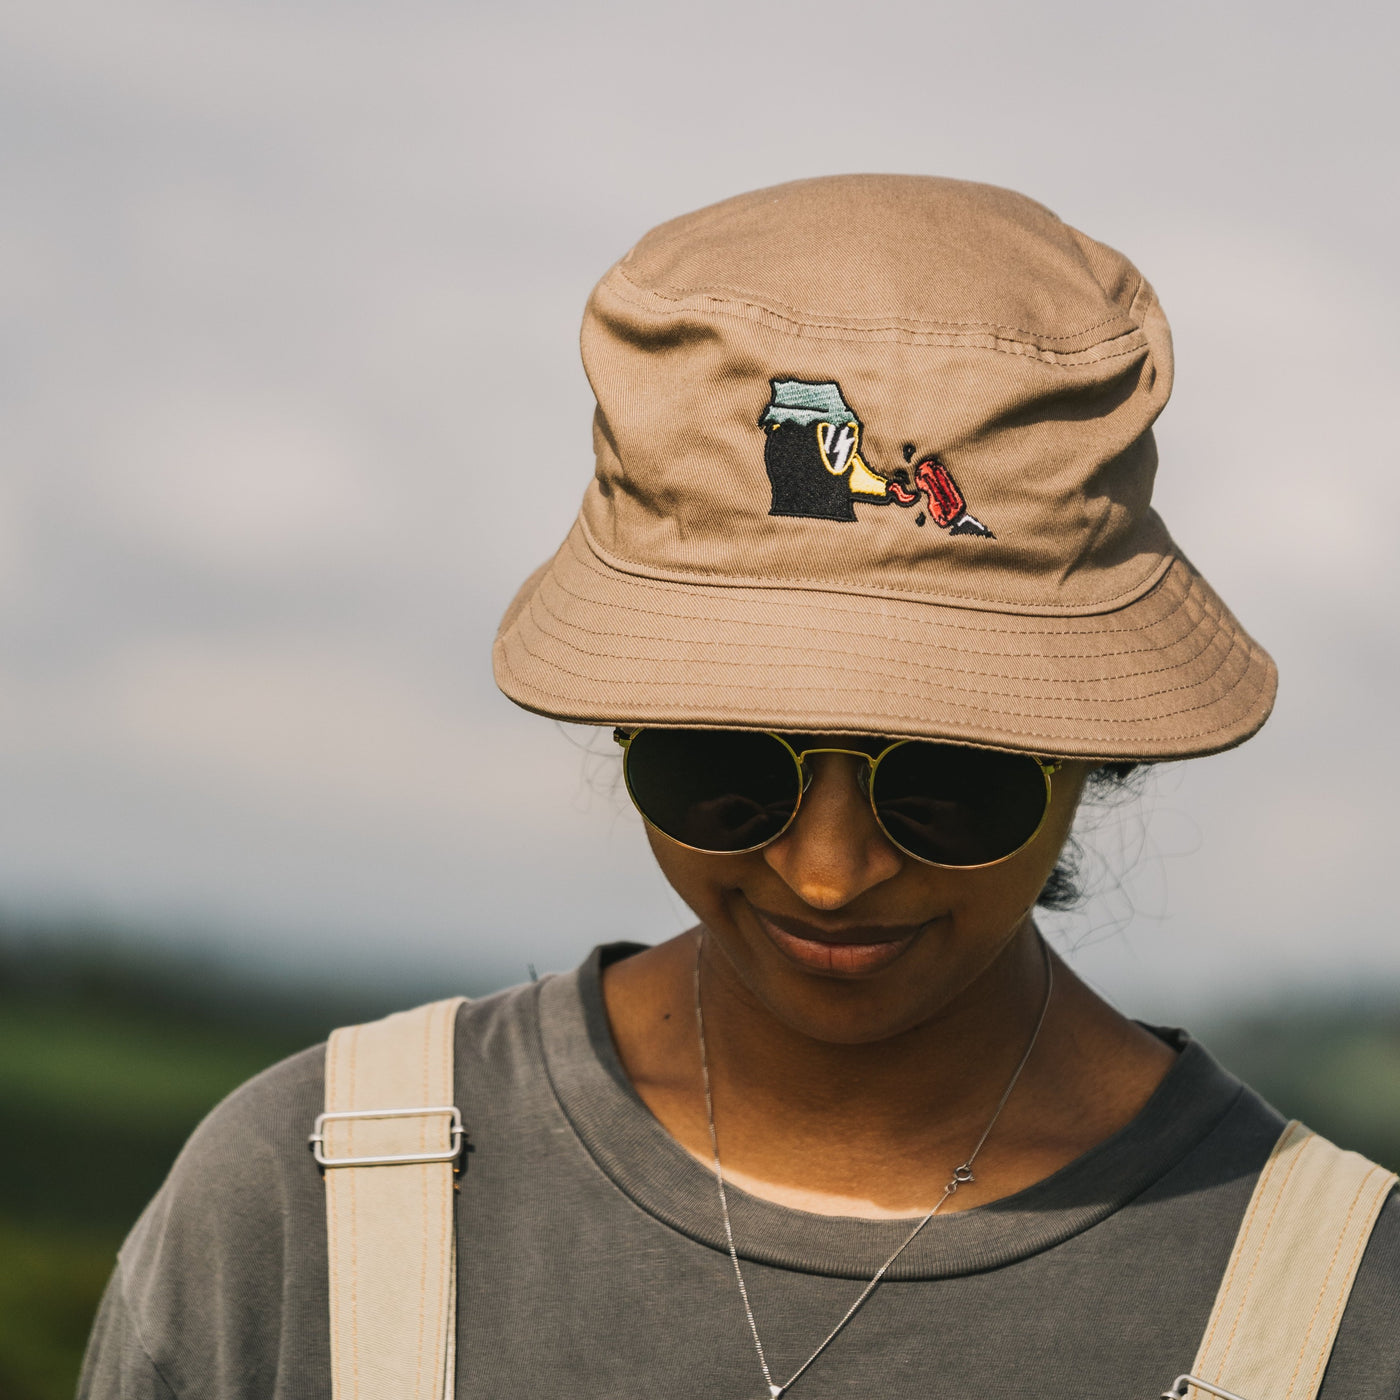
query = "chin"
xmin=734 ymin=941 xmax=963 ymax=1045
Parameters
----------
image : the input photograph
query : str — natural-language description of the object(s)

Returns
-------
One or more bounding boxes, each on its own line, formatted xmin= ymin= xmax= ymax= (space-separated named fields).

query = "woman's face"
xmin=645 ymin=741 xmax=1090 ymax=1044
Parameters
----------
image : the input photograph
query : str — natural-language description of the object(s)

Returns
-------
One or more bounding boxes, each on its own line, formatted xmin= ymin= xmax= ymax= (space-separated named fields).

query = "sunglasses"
xmin=613 ymin=728 xmax=1060 ymax=869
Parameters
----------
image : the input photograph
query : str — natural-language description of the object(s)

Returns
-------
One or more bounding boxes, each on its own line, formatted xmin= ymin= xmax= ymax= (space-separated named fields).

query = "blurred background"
xmin=2 ymin=1 xmax=1398 ymax=1395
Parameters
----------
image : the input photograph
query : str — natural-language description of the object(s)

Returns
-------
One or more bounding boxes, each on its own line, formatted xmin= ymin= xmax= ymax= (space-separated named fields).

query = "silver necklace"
xmin=695 ymin=935 xmax=1054 ymax=1400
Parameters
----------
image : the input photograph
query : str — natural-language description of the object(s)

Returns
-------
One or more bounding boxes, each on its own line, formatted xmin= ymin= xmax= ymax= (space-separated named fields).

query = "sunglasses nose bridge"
xmin=792 ymin=748 xmax=877 ymax=799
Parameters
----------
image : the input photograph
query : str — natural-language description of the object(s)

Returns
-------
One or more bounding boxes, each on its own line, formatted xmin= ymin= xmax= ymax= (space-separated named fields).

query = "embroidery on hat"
xmin=888 ymin=455 xmax=994 ymax=537
xmin=760 ymin=379 xmax=993 ymax=537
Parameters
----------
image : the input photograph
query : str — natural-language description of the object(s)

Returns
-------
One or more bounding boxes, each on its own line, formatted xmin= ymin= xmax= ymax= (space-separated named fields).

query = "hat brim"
xmin=493 ymin=522 xmax=1276 ymax=762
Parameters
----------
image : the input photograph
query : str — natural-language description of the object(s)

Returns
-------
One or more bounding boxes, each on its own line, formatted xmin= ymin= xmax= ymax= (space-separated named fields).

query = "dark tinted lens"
xmin=623 ymin=729 xmax=802 ymax=853
xmin=870 ymin=743 xmax=1049 ymax=866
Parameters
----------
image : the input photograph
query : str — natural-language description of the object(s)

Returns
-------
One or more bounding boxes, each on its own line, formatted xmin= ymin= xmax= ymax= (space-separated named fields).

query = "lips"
xmin=749 ymin=904 xmax=923 ymax=976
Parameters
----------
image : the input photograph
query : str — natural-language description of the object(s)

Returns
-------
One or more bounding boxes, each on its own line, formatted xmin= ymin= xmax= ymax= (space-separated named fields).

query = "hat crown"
xmin=622 ymin=174 xmax=1139 ymax=345
xmin=580 ymin=174 xmax=1174 ymax=615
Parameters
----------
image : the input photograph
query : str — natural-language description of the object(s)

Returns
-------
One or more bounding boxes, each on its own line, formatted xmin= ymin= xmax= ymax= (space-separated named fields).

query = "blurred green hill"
xmin=1 ymin=927 xmax=1397 ymax=1400
xmin=0 ymin=925 xmax=479 ymax=1400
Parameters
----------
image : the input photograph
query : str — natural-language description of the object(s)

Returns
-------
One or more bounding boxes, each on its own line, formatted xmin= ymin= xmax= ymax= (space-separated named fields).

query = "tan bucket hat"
xmin=493 ymin=175 xmax=1276 ymax=761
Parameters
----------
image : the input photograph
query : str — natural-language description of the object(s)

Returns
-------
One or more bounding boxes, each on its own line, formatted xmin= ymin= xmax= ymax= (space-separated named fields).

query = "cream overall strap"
xmin=313 ymin=997 xmax=467 ymax=1400
xmin=1175 ymin=1120 xmax=1397 ymax=1400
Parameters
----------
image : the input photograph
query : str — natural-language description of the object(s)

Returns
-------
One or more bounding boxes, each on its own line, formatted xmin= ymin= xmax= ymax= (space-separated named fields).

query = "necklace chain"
xmin=694 ymin=934 xmax=1055 ymax=1400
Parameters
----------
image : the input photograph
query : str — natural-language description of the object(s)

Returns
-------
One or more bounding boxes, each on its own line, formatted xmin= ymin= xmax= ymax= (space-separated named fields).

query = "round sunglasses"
xmin=614 ymin=727 xmax=1060 ymax=869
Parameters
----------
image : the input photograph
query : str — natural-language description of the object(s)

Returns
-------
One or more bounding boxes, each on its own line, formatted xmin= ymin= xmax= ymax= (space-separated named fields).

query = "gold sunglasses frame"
xmin=613 ymin=727 xmax=1061 ymax=871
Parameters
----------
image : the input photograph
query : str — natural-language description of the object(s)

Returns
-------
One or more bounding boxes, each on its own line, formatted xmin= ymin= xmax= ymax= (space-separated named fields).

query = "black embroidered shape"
xmin=764 ymin=421 xmax=858 ymax=521
xmin=760 ymin=379 xmax=895 ymax=522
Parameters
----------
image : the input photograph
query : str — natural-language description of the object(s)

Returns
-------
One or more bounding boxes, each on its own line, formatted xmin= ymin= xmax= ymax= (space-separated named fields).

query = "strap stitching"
xmin=348 ymin=1025 xmax=362 ymax=1400
xmin=414 ymin=1009 xmax=432 ymax=1400
xmin=1293 ymin=1167 xmax=1392 ymax=1400
xmin=326 ymin=1034 xmax=342 ymax=1399
xmin=1204 ymin=1124 xmax=1309 ymax=1381
xmin=325 ymin=1004 xmax=464 ymax=1400
xmin=352 ymin=1024 xmax=364 ymax=1400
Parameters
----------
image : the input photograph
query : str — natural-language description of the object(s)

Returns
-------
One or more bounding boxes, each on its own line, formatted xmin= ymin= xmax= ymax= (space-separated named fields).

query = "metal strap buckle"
xmin=309 ymin=1105 xmax=464 ymax=1167
xmin=1163 ymin=1376 xmax=1252 ymax=1400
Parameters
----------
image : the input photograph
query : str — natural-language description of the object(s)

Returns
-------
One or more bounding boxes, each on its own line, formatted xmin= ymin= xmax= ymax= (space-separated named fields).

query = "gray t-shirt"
xmin=80 ymin=944 xmax=1400 ymax=1399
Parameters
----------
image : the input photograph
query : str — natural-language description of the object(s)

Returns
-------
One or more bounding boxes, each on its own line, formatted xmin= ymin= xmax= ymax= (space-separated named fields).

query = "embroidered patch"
xmin=760 ymin=379 xmax=992 ymax=537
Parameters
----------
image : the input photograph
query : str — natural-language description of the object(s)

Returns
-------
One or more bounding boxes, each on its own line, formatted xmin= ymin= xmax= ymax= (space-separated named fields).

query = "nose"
xmin=762 ymin=752 xmax=902 ymax=910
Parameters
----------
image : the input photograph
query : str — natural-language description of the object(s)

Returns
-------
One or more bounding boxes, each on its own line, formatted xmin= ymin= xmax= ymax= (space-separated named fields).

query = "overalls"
xmin=310 ymin=1001 xmax=1397 ymax=1400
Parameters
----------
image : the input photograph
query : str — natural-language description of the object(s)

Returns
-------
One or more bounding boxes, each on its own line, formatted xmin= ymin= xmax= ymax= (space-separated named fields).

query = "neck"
xmin=695 ymin=919 xmax=1049 ymax=1145
xmin=602 ymin=925 xmax=1175 ymax=1217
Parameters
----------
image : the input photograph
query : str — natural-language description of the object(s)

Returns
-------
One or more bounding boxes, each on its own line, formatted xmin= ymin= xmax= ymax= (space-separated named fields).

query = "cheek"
xmin=643 ymin=826 xmax=750 ymax=914
xmin=938 ymin=854 xmax=1055 ymax=930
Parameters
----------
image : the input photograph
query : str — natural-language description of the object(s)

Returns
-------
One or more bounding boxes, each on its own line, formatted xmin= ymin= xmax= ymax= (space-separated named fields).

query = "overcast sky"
xmin=1 ymin=0 xmax=1396 ymax=1014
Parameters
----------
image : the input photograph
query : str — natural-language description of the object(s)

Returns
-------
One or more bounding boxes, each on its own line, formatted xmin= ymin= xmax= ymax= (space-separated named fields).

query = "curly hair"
xmin=1036 ymin=762 xmax=1148 ymax=912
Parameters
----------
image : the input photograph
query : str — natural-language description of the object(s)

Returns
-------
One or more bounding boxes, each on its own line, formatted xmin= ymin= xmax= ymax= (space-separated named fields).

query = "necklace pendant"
xmin=769 ymin=1387 xmax=784 ymax=1398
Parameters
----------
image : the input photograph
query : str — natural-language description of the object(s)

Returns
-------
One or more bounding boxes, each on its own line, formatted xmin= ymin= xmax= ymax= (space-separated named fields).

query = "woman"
xmin=80 ymin=176 xmax=1399 ymax=1400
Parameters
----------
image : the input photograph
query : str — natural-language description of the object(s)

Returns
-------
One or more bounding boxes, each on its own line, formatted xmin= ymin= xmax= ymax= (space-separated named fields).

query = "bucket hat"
xmin=493 ymin=175 xmax=1276 ymax=761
